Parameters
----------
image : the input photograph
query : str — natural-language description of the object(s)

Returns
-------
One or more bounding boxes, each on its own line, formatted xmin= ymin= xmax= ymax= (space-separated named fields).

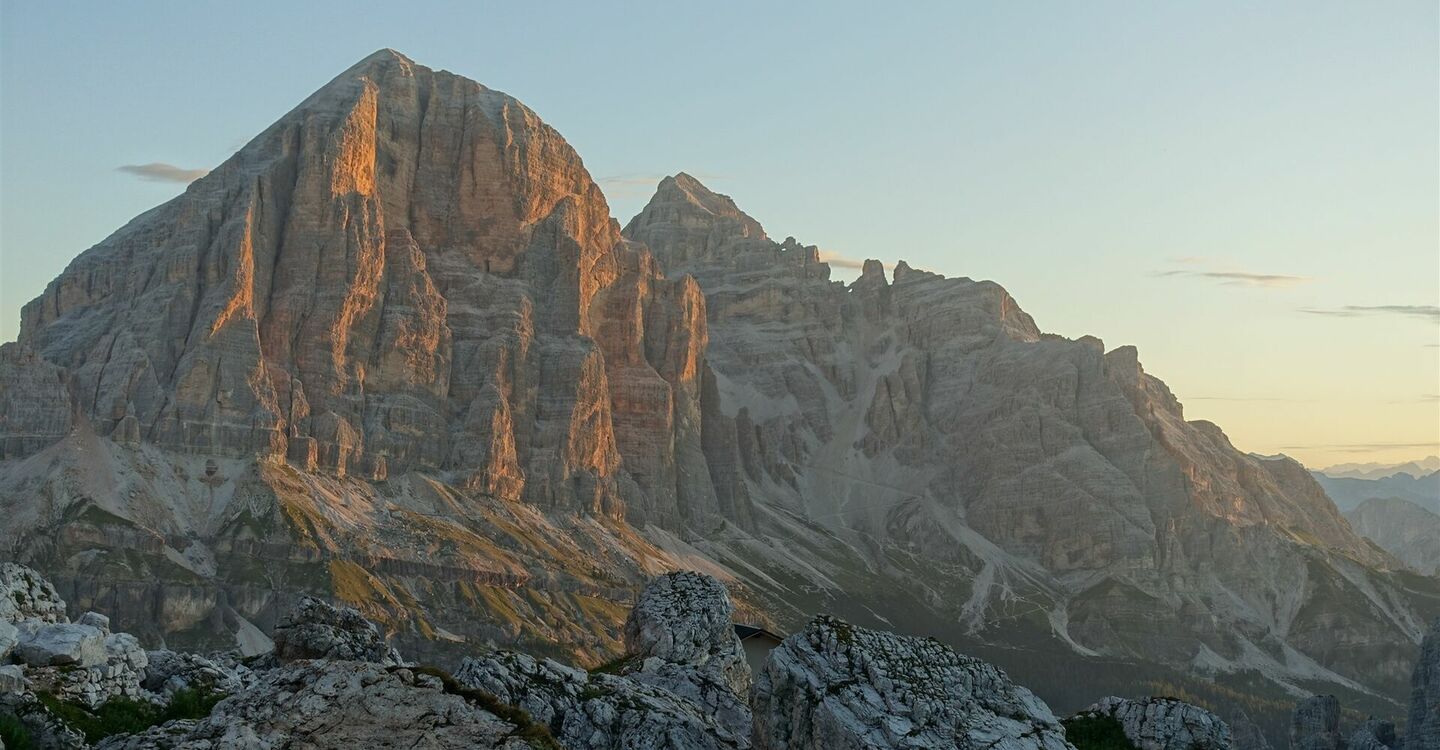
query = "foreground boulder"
xmin=95 ymin=660 xmax=548 ymax=750
xmin=1291 ymin=695 xmax=1343 ymax=750
xmin=457 ymin=571 xmax=753 ymax=749
xmin=270 ymin=596 xmax=403 ymax=666
xmin=1075 ymin=696 xmax=1231 ymax=749
xmin=0 ymin=690 xmax=87 ymax=749
xmin=1410 ymin=619 xmax=1440 ymax=750
xmin=623 ymin=571 xmax=750 ymax=697
xmin=751 ymin=615 xmax=1071 ymax=750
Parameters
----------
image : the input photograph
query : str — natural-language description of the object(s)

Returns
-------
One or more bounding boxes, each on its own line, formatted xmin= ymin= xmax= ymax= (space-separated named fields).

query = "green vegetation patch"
xmin=37 ymin=688 xmax=224 ymax=743
xmin=1063 ymin=714 xmax=1139 ymax=750
xmin=0 ymin=713 xmax=33 ymax=750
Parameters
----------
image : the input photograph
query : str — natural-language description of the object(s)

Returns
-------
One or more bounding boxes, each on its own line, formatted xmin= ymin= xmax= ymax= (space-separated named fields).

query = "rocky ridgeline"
xmin=3 ymin=562 xmax=1430 ymax=749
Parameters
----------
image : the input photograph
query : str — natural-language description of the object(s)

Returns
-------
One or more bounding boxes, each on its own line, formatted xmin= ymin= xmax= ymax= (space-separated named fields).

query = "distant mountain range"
xmin=1319 ymin=456 xmax=1440 ymax=480
xmin=1313 ymin=469 xmax=1440 ymax=514
xmin=0 ymin=50 xmax=1434 ymax=740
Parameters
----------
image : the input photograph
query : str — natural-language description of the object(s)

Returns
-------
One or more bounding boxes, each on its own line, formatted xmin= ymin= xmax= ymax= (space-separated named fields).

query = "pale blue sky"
xmin=1 ymin=1 xmax=1436 ymax=466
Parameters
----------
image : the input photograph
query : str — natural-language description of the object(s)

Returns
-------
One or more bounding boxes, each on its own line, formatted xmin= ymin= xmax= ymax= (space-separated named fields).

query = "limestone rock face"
xmin=750 ymin=615 xmax=1071 ymax=750
xmin=1409 ymin=620 xmax=1440 ymax=750
xmin=0 ymin=562 xmax=67 ymax=623
xmin=1291 ymin=695 xmax=1343 ymax=750
xmin=94 ymin=661 xmax=539 ymax=750
xmin=2 ymin=48 xmax=726 ymax=528
xmin=271 ymin=596 xmax=403 ymax=666
xmin=623 ymin=571 xmax=749 ymax=697
xmin=1077 ymin=696 xmax=1231 ymax=750
xmin=625 ymin=172 xmax=1431 ymax=699
xmin=141 ymin=649 xmax=245 ymax=698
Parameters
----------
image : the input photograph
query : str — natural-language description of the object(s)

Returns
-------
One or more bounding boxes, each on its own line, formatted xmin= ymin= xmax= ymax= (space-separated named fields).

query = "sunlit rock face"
xmin=625 ymin=172 xmax=1432 ymax=697
xmin=2 ymin=49 xmax=733 ymax=527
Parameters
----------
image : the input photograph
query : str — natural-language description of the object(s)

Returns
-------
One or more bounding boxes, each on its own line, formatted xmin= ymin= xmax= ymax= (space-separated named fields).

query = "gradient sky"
xmin=2 ymin=1 xmax=1436 ymax=468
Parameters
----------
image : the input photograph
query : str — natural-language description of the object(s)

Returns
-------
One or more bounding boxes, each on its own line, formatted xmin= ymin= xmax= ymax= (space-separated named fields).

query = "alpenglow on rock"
xmin=1076 ymin=696 xmax=1231 ymax=750
xmin=750 ymin=615 xmax=1072 ymax=750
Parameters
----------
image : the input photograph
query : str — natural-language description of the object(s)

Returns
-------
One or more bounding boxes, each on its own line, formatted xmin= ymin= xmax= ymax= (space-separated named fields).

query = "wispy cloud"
xmin=1299 ymin=305 xmax=1440 ymax=321
xmin=1279 ymin=441 xmax=1440 ymax=454
xmin=1157 ymin=269 xmax=1311 ymax=288
xmin=820 ymin=250 xmax=890 ymax=273
xmin=117 ymin=162 xmax=208 ymax=184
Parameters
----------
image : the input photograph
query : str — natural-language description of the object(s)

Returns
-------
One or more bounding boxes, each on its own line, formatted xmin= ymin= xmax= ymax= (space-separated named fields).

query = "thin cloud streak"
xmin=1299 ymin=305 xmax=1440 ymax=321
xmin=1279 ymin=441 xmax=1440 ymax=454
xmin=820 ymin=251 xmax=890 ymax=273
xmin=117 ymin=163 xmax=209 ymax=183
xmin=1157 ymin=269 xmax=1311 ymax=288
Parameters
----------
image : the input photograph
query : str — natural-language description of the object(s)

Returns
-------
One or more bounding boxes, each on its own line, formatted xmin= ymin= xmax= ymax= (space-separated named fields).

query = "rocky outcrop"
xmin=0 ymin=564 xmax=149 ymax=709
xmin=0 ymin=690 xmax=88 ymax=749
xmin=1349 ymin=718 xmax=1399 ymax=750
xmin=456 ymin=650 xmax=749 ymax=750
xmin=750 ymin=615 xmax=1071 ymax=750
xmin=271 ymin=596 xmax=403 ymax=666
xmin=1409 ymin=620 xmax=1440 ymax=750
xmin=0 ymin=562 xmax=67 ymax=623
xmin=623 ymin=571 xmax=749 ymax=697
xmin=1292 ymin=695 xmax=1343 ymax=750
xmin=456 ymin=571 xmax=753 ymax=749
xmin=1076 ymin=696 xmax=1231 ymax=749
xmin=95 ymin=661 xmax=544 ymax=750
xmin=140 ymin=650 xmax=244 ymax=698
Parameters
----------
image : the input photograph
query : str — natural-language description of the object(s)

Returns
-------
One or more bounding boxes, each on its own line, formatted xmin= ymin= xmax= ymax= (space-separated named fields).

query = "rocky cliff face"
xmin=624 ymin=173 xmax=1436 ymax=701
xmin=1347 ymin=499 xmax=1440 ymax=575
xmin=0 ymin=50 xmax=1434 ymax=735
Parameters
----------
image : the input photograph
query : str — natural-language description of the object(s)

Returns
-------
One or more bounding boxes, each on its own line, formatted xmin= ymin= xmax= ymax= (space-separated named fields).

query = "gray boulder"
xmin=623 ymin=571 xmax=750 ymax=697
xmin=0 ymin=664 xmax=26 ymax=693
xmin=751 ymin=614 xmax=1071 ymax=750
xmin=142 ymin=649 xmax=244 ymax=697
xmin=1291 ymin=695 xmax=1343 ymax=750
xmin=76 ymin=611 xmax=112 ymax=633
xmin=1410 ymin=619 xmax=1440 ymax=750
xmin=270 ymin=596 xmax=402 ymax=666
xmin=13 ymin=622 xmax=105 ymax=667
xmin=1077 ymin=696 xmax=1231 ymax=749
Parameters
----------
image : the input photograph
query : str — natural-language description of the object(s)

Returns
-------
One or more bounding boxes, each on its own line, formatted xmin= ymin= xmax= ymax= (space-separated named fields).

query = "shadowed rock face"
xmin=624 ymin=173 xmax=1435 ymax=696
xmin=1291 ymin=695 xmax=1343 ymax=750
xmin=1410 ymin=620 xmax=1440 ymax=750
